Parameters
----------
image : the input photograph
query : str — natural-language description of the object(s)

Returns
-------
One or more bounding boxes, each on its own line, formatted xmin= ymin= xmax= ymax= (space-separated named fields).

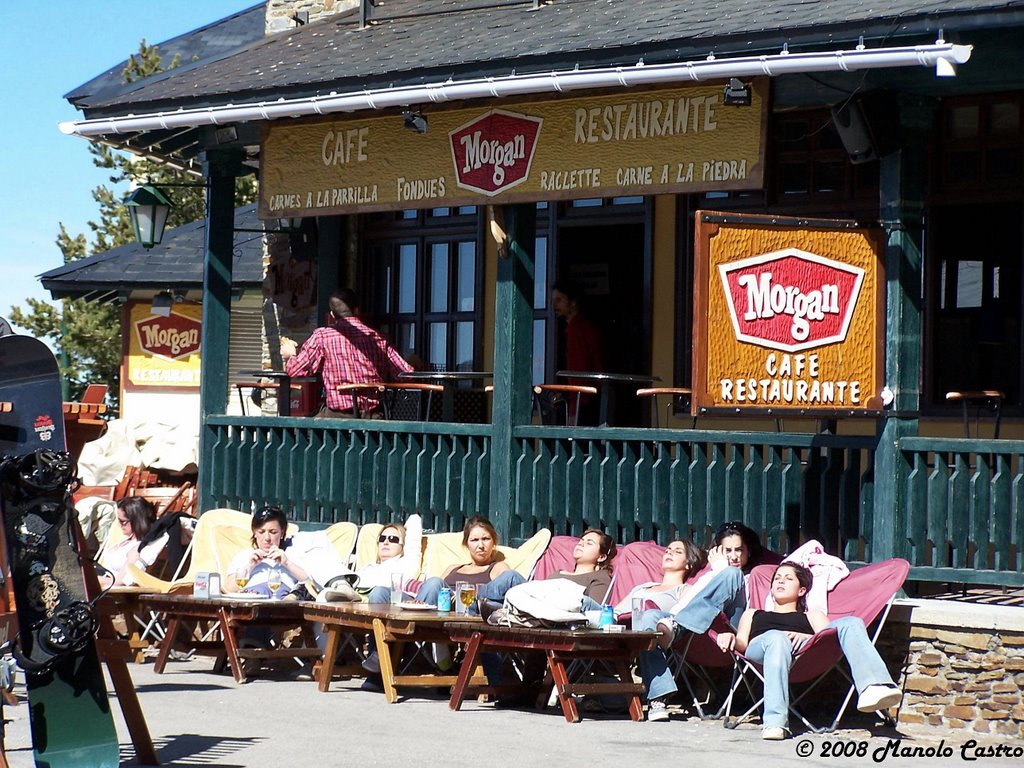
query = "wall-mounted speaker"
xmin=830 ymin=91 xmax=901 ymax=164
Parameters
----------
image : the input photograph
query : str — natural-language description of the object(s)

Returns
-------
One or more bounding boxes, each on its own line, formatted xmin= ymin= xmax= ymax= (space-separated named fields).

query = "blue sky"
xmin=0 ymin=1 xmax=255 ymax=331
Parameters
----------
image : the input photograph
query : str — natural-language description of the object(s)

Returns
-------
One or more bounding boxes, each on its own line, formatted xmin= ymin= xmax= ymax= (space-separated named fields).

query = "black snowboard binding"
xmin=1 ymin=450 xmax=96 ymax=675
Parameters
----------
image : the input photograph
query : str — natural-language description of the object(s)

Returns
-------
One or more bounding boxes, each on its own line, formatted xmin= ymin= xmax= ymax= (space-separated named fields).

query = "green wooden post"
xmin=489 ymin=204 xmax=536 ymax=543
xmin=316 ymin=215 xmax=343 ymax=311
xmin=872 ymin=99 xmax=932 ymax=562
xmin=197 ymin=150 xmax=244 ymax=514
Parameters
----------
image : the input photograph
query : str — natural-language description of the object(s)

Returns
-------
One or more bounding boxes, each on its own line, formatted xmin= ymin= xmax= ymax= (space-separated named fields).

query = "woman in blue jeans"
xmin=639 ymin=522 xmax=777 ymax=720
xmin=691 ymin=563 xmax=900 ymax=738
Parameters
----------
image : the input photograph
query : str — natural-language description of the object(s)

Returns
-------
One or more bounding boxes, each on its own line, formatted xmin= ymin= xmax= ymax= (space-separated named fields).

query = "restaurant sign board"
xmin=125 ymin=301 xmax=202 ymax=390
xmin=259 ymin=82 xmax=767 ymax=216
xmin=692 ymin=212 xmax=885 ymax=416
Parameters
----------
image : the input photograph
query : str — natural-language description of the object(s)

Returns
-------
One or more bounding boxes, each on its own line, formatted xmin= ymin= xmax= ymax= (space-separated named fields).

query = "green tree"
xmin=9 ymin=39 xmax=256 ymax=413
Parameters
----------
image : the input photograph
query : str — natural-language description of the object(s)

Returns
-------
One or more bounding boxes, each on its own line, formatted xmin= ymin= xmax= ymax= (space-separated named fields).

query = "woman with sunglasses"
xmin=639 ymin=521 xmax=781 ymax=721
xmin=225 ymin=506 xmax=309 ymax=596
xmin=360 ymin=515 xmax=423 ymax=603
xmin=716 ymin=562 xmax=901 ymax=740
xmin=98 ymin=497 xmax=163 ymax=587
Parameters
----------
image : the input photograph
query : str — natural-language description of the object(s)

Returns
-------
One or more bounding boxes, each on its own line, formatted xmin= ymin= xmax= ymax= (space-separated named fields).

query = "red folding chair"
xmin=723 ymin=558 xmax=910 ymax=733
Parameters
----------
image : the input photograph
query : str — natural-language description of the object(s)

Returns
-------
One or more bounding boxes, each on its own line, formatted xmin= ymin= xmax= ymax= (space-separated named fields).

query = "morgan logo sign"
xmin=134 ymin=312 xmax=201 ymax=361
xmin=449 ymin=109 xmax=542 ymax=196
xmin=719 ymin=248 xmax=864 ymax=353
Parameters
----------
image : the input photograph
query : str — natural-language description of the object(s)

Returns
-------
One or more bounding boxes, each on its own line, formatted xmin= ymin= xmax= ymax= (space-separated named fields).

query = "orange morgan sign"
xmin=693 ymin=211 xmax=885 ymax=415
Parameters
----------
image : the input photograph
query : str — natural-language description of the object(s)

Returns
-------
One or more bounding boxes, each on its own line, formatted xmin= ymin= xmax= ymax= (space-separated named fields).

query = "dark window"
xmin=362 ymin=208 xmax=483 ymax=371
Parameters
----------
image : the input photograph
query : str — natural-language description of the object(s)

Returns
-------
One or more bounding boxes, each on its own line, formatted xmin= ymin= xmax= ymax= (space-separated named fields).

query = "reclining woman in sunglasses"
xmin=359 ymin=515 xmax=423 ymax=603
xmin=639 ymin=521 xmax=781 ymax=721
xmin=716 ymin=562 xmax=901 ymax=740
xmin=225 ymin=506 xmax=310 ymax=596
xmin=98 ymin=497 xmax=164 ymax=588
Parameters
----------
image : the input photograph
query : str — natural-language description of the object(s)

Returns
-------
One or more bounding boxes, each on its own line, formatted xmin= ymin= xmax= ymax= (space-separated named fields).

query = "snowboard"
xmin=0 ymin=335 xmax=119 ymax=768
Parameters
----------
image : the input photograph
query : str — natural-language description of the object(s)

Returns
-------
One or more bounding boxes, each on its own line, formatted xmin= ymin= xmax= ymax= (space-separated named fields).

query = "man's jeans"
xmin=639 ymin=567 xmax=746 ymax=701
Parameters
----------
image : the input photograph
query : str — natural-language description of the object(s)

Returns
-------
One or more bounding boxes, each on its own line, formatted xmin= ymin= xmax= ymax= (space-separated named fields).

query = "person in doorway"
xmin=280 ymin=288 xmax=413 ymax=417
xmin=551 ymin=279 xmax=604 ymax=424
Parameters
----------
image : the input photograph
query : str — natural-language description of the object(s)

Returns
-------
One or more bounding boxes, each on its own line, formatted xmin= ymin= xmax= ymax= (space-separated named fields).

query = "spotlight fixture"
xmin=723 ymin=78 xmax=752 ymax=107
xmin=402 ymin=110 xmax=428 ymax=133
xmin=151 ymin=292 xmax=173 ymax=317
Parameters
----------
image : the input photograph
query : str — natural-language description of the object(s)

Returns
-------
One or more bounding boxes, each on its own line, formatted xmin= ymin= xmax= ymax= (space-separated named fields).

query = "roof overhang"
xmin=60 ymin=41 xmax=972 ymax=140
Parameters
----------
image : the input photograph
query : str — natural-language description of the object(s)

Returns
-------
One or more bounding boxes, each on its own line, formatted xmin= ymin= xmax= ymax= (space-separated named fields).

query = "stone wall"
xmin=880 ymin=600 xmax=1024 ymax=738
xmin=265 ymin=0 xmax=360 ymax=34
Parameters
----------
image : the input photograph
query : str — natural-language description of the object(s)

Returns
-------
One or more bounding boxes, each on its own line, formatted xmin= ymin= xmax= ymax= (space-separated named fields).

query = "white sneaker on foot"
xmin=647 ymin=698 xmax=670 ymax=722
xmin=857 ymin=684 xmax=901 ymax=713
xmin=761 ymin=726 xmax=789 ymax=740
xmin=655 ymin=618 xmax=679 ymax=648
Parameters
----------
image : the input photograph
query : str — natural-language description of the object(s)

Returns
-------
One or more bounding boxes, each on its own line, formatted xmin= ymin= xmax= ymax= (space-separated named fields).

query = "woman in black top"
xmin=717 ymin=562 xmax=900 ymax=740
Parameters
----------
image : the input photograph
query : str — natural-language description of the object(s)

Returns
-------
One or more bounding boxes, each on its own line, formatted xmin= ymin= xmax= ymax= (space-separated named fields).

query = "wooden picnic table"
xmin=302 ymin=601 xmax=484 ymax=702
xmin=144 ymin=593 xmax=320 ymax=683
xmin=446 ymin=621 xmax=657 ymax=723
xmin=102 ymin=586 xmax=153 ymax=664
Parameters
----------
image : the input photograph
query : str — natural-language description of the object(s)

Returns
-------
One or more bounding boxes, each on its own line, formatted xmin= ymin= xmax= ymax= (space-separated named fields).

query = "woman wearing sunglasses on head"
xmin=360 ymin=515 xmax=423 ymax=603
xmin=98 ymin=497 xmax=164 ymax=587
xmin=639 ymin=520 xmax=782 ymax=721
xmin=225 ymin=506 xmax=309 ymax=596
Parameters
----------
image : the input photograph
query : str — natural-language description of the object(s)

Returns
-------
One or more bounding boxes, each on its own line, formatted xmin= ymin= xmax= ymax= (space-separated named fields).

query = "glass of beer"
xmin=267 ymin=566 xmax=283 ymax=599
xmin=235 ymin=573 xmax=249 ymax=592
xmin=457 ymin=582 xmax=477 ymax=615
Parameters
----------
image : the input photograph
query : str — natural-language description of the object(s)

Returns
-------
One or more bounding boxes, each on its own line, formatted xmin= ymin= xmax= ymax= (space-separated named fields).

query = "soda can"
xmin=437 ymin=586 xmax=453 ymax=612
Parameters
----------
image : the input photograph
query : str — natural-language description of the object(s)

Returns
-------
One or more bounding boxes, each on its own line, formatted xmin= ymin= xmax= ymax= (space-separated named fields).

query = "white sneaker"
xmin=655 ymin=618 xmax=679 ymax=649
xmin=761 ymin=726 xmax=789 ymax=740
xmin=647 ymin=698 xmax=670 ymax=722
xmin=857 ymin=684 xmax=902 ymax=713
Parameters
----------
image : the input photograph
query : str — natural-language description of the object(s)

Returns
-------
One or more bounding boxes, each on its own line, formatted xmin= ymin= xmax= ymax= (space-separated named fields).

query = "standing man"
xmin=552 ymin=280 xmax=604 ymax=424
xmin=280 ymin=288 xmax=413 ymax=417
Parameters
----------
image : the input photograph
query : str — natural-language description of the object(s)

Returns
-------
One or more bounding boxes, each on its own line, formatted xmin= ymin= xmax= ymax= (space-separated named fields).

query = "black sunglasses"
xmin=716 ymin=520 xmax=746 ymax=536
xmin=254 ymin=506 xmax=282 ymax=522
xmin=378 ymin=534 xmax=402 ymax=544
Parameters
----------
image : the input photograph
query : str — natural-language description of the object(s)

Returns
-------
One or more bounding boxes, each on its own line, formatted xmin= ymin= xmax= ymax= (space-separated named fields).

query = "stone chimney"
xmin=265 ymin=0 xmax=360 ymax=34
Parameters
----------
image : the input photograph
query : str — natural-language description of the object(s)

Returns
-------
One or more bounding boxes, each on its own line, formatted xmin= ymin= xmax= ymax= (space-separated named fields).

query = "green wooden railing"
xmin=204 ymin=415 xmax=491 ymax=532
xmin=509 ymin=427 xmax=875 ymax=560
xmin=899 ymin=436 xmax=1024 ymax=586
xmin=201 ymin=416 xmax=1023 ymax=586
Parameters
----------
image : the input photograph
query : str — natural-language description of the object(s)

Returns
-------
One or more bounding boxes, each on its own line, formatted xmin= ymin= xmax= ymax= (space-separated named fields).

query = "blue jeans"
xmin=745 ymin=617 xmax=896 ymax=730
xmin=638 ymin=567 xmax=746 ymax=701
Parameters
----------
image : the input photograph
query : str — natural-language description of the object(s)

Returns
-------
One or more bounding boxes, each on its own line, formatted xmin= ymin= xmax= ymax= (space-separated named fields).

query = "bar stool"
xmin=635 ymin=387 xmax=695 ymax=428
xmin=945 ymin=390 xmax=1005 ymax=439
xmin=532 ymin=384 xmax=597 ymax=427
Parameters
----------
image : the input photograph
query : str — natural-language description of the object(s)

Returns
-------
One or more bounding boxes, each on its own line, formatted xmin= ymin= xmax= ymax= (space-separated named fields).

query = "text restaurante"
xmin=574 ymin=96 xmax=719 ymax=144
